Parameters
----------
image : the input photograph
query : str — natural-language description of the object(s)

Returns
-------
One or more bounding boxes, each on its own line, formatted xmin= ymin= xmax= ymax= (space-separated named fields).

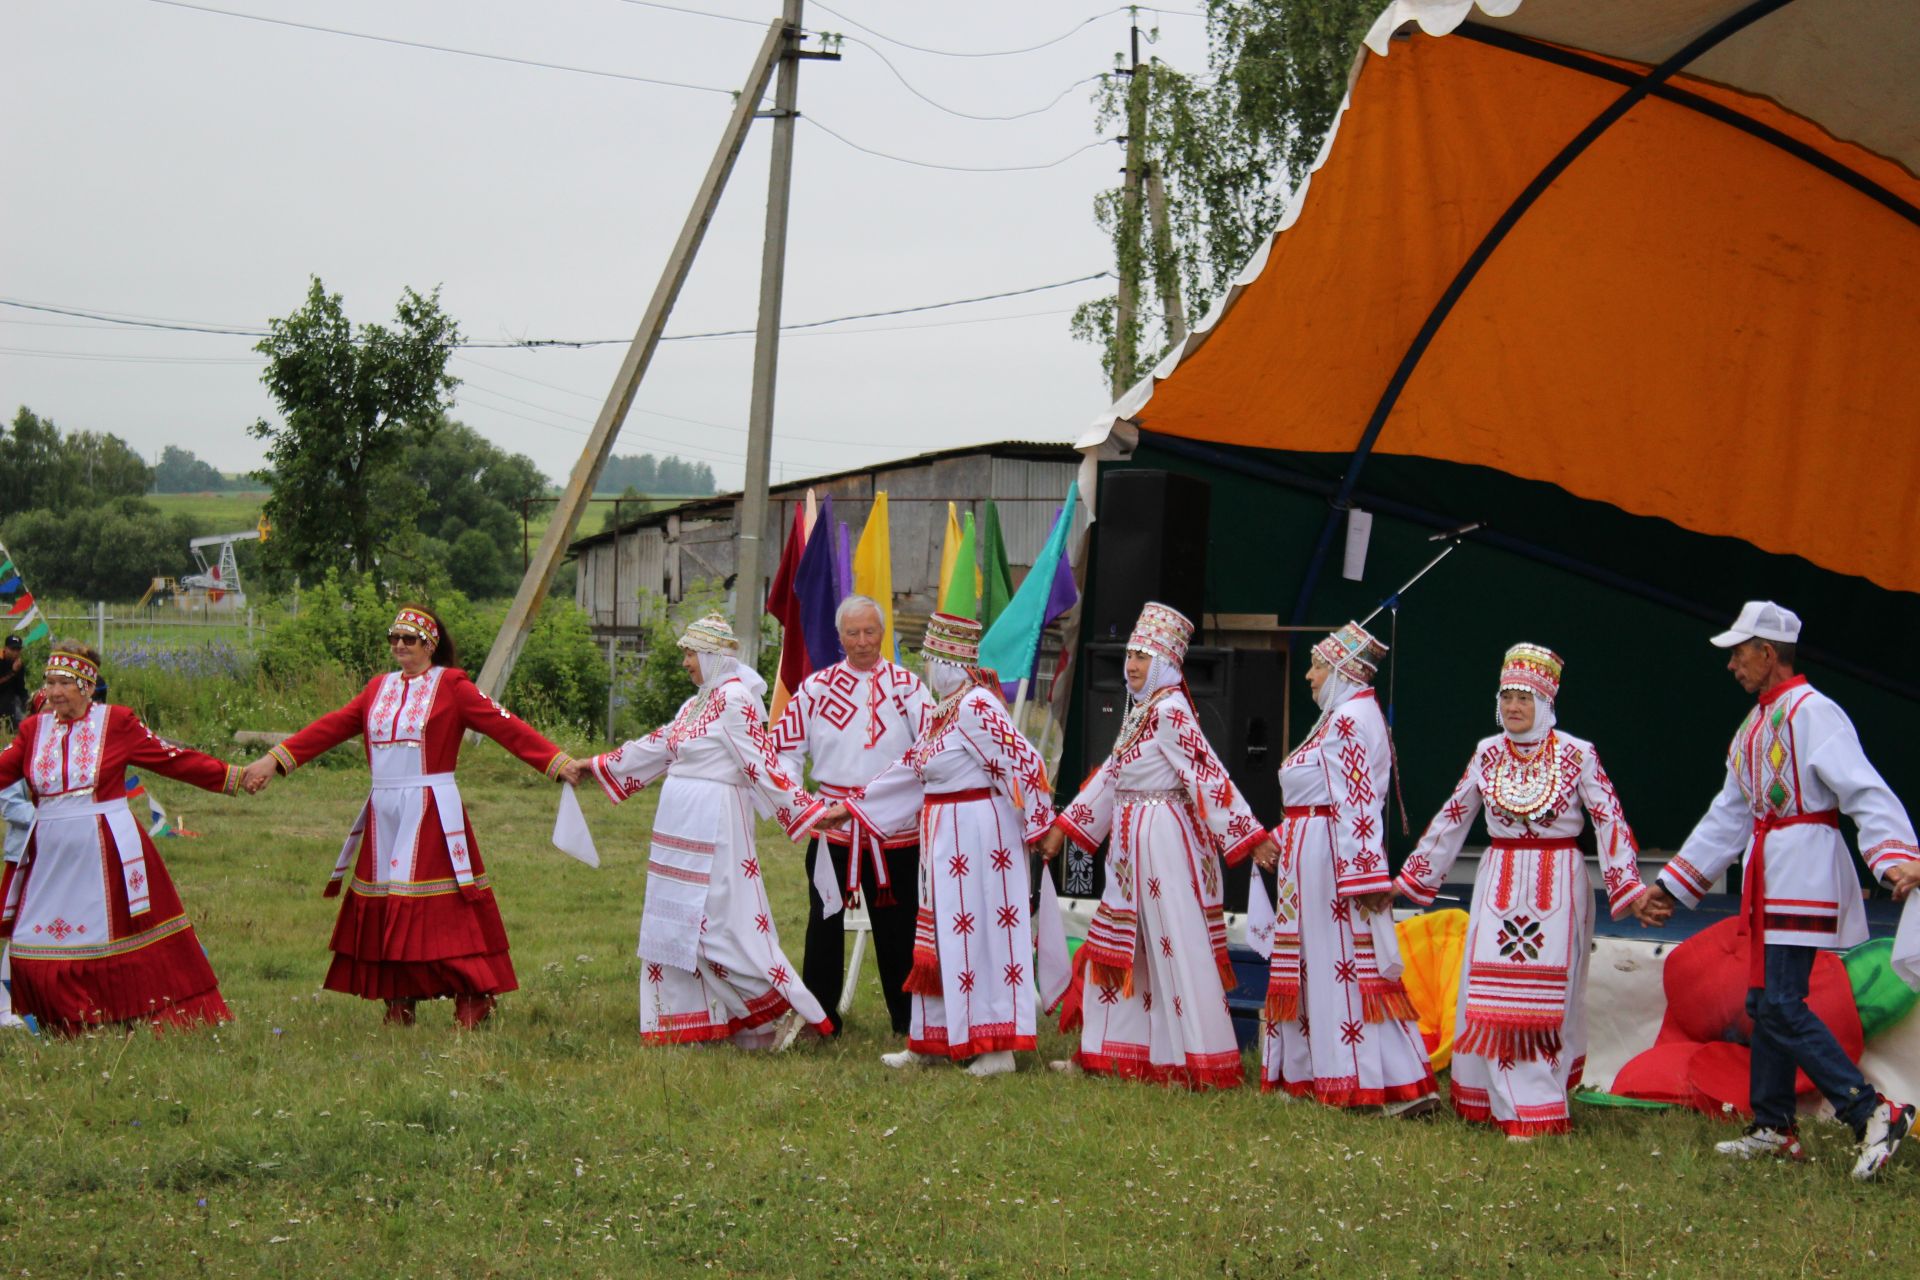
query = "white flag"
xmin=1245 ymin=868 xmax=1277 ymax=961
xmin=813 ymin=838 xmax=844 ymax=918
xmin=1036 ymin=871 xmax=1073 ymax=1013
xmin=550 ymin=784 xmax=600 ymax=868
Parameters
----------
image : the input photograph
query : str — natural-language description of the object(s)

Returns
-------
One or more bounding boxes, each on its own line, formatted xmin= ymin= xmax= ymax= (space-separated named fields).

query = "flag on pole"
xmin=795 ymin=493 xmax=845 ymax=675
xmin=936 ymin=503 xmax=963 ymax=613
xmin=851 ymin=492 xmax=896 ymax=659
xmin=833 ymin=519 xmax=852 ymax=605
xmin=765 ymin=498 xmax=814 ymax=725
xmin=0 ymin=544 xmax=48 ymax=644
xmin=980 ymin=500 xmax=1016 ymax=630
xmin=979 ymin=483 xmax=1080 ymax=699
xmin=124 ymin=773 xmax=174 ymax=838
xmin=938 ymin=511 xmax=980 ymax=620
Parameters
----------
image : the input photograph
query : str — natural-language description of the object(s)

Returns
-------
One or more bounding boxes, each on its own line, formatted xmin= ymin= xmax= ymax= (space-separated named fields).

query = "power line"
xmin=610 ymin=0 xmax=769 ymax=27
xmin=0 ymin=345 xmax=260 ymax=366
xmin=803 ymin=117 xmax=1111 ymax=172
xmin=840 ymin=35 xmax=1107 ymax=121
xmin=142 ymin=0 xmax=740 ymax=96
xmin=0 ymin=272 xmax=1109 ymax=349
xmin=807 ymin=2 xmax=1201 ymax=59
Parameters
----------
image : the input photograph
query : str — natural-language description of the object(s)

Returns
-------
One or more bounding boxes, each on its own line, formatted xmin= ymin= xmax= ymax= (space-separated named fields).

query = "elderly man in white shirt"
xmin=773 ymin=595 xmax=931 ymax=1037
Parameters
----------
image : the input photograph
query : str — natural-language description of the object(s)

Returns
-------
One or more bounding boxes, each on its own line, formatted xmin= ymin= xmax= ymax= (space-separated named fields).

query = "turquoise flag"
xmin=979 ymin=483 xmax=1079 ymax=697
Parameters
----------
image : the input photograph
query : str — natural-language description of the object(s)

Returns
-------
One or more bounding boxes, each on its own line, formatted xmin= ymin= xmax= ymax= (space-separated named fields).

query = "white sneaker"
xmin=1852 ymin=1098 xmax=1914 ymax=1182
xmin=769 ymin=1010 xmax=806 ymax=1053
xmin=1714 ymin=1125 xmax=1807 ymax=1162
xmin=880 ymin=1047 xmax=935 ymax=1069
xmin=1046 ymin=1058 xmax=1082 ymax=1075
xmin=965 ymin=1051 xmax=1016 ymax=1078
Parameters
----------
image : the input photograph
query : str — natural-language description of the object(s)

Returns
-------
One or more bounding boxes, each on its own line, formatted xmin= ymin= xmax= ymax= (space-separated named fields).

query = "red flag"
xmin=765 ymin=499 xmax=811 ymax=723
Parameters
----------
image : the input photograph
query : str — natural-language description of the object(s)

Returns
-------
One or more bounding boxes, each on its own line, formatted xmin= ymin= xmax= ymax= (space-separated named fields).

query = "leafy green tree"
xmin=249 ymin=277 xmax=460 ymax=583
xmin=389 ymin=421 xmax=548 ymax=597
xmin=1073 ymin=0 xmax=1378 ymax=382
xmin=0 ymin=406 xmax=152 ymax=512
xmin=0 ymin=497 xmax=197 ymax=599
xmin=151 ymin=445 xmax=235 ymax=493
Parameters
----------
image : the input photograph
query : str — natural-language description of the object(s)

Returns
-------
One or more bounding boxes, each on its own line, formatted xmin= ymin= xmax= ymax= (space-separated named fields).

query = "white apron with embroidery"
xmin=326 ymin=668 xmax=475 ymax=896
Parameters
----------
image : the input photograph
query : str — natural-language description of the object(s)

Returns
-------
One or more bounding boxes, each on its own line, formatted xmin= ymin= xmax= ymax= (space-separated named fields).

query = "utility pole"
xmin=733 ymin=0 xmax=824 ymax=670
xmin=474 ymin=20 xmax=787 ymax=700
xmin=1111 ymin=17 xmax=1148 ymax=399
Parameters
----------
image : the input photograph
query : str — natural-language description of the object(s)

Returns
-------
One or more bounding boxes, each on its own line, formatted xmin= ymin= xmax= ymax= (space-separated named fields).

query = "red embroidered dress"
xmin=1052 ymin=686 xmax=1263 ymax=1089
xmin=268 ymin=667 xmax=571 ymax=1002
xmin=1259 ymin=687 xmax=1436 ymax=1107
xmin=845 ymin=686 xmax=1055 ymax=1059
xmin=0 ymin=705 xmax=241 ymax=1031
xmin=1398 ymin=729 xmax=1648 ymax=1137
xmin=587 ymin=676 xmax=830 ymax=1045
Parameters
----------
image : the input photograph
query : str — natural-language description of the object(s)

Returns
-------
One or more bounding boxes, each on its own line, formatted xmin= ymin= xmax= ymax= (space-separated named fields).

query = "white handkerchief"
xmin=1245 ymin=868 xmax=1277 ymax=961
xmin=1371 ymin=906 xmax=1404 ymax=979
xmin=813 ymin=837 xmax=844 ymax=918
xmin=1036 ymin=871 xmax=1073 ymax=1013
xmin=1894 ymin=895 xmax=1920 ymax=992
xmin=551 ymin=784 xmax=600 ymax=868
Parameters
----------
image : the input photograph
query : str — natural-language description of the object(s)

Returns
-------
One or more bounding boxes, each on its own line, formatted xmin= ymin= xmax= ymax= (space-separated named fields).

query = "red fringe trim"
xmin=1086 ymin=958 xmax=1135 ymax=999
xmin=1359 ymin=979 xmax=1419 ymax=1024
xmin=1455 ymin=1016 xmax=1564 ymax=1063
xmin=1264 ymin=982 xmax=1299 ymax=1024
xmin=901 ymin=946 xmax=942 ymax=997
xmin=1056 ymin=947 xmax=1093 ymax=1033
xmin=1076 ymin=1050 xmax=1245 ymax=1092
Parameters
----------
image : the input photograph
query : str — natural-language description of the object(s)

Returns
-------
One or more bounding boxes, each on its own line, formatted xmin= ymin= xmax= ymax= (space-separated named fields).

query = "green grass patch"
xmin=0 ymin=755 xmax=1908 ymax=1278
xmin=145 ymin=491 xmax=270 ymax=536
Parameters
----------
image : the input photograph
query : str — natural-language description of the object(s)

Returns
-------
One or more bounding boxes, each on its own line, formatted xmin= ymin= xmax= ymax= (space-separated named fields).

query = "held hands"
xmin=558 ymin=758 xmax=590 ymax=786
xmin=240 ymin=755 xmax=278 ymax=796
xmin=1352 ymin=890 xmax=1395 ymax=917
xmin=1886 ymin=858 xmax=1920 ymax=902
xmin=815 ymin=803 xmax=852 ymax=831
xmin=1632 ymin=884 xmax=1676 ymax=927
xmin=1249 ymin=834 xmax=1280 ymax=871
xmin=1035 ymin=827 xmax=1066 ymax=863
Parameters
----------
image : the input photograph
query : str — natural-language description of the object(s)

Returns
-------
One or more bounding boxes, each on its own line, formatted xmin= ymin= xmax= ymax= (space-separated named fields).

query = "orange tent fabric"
xmin=1121 ymin=25 xmax=1920 ymax=593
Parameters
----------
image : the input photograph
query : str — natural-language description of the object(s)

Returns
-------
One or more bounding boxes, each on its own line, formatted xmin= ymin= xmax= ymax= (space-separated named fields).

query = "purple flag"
xmin=834 ymin=519 xmax=853 ymax=604
xmin=795 ymin=494 xmax=845 ymax=675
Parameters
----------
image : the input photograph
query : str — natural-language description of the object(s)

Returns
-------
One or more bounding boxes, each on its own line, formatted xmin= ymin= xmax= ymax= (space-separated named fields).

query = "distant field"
xmin=147 ymin=490 xmax=270 ymax=535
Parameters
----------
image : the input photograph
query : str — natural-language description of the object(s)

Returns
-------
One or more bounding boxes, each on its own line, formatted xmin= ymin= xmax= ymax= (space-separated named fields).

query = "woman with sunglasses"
xmin=242 ymin=606 xmax=575 ymax=1028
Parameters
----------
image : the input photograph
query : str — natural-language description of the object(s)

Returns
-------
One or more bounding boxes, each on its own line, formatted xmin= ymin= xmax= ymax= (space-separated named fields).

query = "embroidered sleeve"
xmin=1661 ymin=766 xmax=1750 ymax=908
xmin=1325 ymin=703 xmax=1393 ymax=897
xmin=1579 ymin=745 xmax=1647 ymax=918
xmin=587 ymin=702 xmax=681 ymax=804
xmin=1804 ymin=702 xmax=1920 ymax=882
xmin=450 ymin=674 xmax=573 ymax=779
xmin=955 ymin=692 xmax=1054 ymax=844
xmin=715 ymin=688 xmax=823 ymax=839
xmin=1054 ymin=756 xmax=1118 ymax=854
xmin=1152 ymin=695 xmax=1264 ymax=864
xmin=122 ymin=709 xmax=243 ymax=796
xmin=0 ymin=724 xmax=26 ymax=790
xmin=843 ymin=758 xmax=925 ymax=836
xmin=274 ymin=681 xmax=375 ymax=770
xmin=771 ymin=682 xmax=810 ymax=787
xmin=1398 ymin=752 xmax=1486 ymax=906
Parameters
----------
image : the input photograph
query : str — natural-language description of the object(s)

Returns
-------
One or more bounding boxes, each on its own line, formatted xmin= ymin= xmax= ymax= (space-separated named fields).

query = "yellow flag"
xmin=936 ymin=501 xmax=962 ymax=614
xmin=852 ymin=492 xmax=895 ymax=658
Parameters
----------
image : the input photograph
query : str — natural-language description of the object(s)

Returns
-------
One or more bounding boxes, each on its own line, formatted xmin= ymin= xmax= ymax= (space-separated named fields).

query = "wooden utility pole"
xmin=733 ymin=0 xmax=809 ymax=670
xmin=1112 ymin=20 xmax=1148 ymax=399
xmin=474 ymin=21 xmax=787 ymax=700
xmin=1145 ymin=162 xmax=1185 ymax=347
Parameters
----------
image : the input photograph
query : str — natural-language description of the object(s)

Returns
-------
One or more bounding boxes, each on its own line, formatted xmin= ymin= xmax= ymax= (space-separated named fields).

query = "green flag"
xmin=938 ymin=511 xmax=979 ymax=619
xmin=980 ymin=501 xmax=1016 ymax=629
xmin=21 ymin=618 xmax=48 ymax=645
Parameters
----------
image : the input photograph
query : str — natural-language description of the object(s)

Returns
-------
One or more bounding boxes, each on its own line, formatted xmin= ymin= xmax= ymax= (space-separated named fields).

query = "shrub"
xmin=615 ymin=584 xmax=780 ymax=740
xmin=502 ymin=600 xmax=608 ymax=733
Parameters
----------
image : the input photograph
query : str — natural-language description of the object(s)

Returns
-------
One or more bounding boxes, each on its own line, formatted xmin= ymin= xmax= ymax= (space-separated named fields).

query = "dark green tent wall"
xmin=1065 ymin=433 xmax=1920 ymax=871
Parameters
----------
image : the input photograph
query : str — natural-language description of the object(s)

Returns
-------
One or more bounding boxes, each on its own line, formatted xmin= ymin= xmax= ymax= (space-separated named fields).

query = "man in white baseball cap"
xmin=1642 ymin=601 xmax=1920 ymax=1180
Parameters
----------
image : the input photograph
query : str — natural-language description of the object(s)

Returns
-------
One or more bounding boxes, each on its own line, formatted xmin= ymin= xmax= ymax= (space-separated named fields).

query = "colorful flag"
xmin=936 ymin=503 xmax=963 ymax=613
xmin=833 ymin=519 xmax=852 ymax=605
xmin=980 ymin=500 xmax=1016 ymax=629
xmin=124 ymin=773 xmax=173 ymax=838
xmin=795 ymin=493 xmax=845 ymax=675
xmin=0 ymin=544 xmax=47 ymax=645
xmin=938 ymin=511 xmax=980 ymax=620
xmin=979 ymin=483 xmax=1080 ymax=700
xmin=765 ymin=497 xmax=814 ymax=725
xmin=851 ymin=492 xmax=896 ymax=659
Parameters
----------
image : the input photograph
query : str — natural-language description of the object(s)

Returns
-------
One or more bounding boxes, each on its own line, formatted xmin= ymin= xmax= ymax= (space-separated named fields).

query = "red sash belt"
xmin=1744 ymin=809 xmax=1840 ymax=987
xmin=1283 ymin=804 xmax=1337 ymax=820
xmin=1490 ymin=837 xmax=1579 ymax=851
xmin=817 ymin=783 xmax=901 ymax=906
xmin=928 ymin=788 xmax=993 ymax=805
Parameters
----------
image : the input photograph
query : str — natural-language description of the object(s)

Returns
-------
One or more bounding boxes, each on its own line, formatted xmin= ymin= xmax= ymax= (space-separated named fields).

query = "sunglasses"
xmin=387 ymin=633 xmax=426 ymax=647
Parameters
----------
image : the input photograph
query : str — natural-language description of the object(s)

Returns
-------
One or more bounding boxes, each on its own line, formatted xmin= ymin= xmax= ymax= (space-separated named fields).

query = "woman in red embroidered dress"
xmin=244 ymin=607 xmax=573 ymax=1028
xmin=0 ymin=642 xmax=244 ymax=1034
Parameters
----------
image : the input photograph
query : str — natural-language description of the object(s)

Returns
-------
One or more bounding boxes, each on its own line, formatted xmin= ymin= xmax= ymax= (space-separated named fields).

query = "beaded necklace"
xmin=1488 ymin=731 xmax=1564 ymax=822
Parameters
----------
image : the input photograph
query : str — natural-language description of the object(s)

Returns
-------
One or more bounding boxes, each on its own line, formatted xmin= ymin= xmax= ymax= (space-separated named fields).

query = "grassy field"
xmin=1 ymin=751 xmax=1911 ymax=1279
xmin=146 ymin=491 xmax=271 ymax=535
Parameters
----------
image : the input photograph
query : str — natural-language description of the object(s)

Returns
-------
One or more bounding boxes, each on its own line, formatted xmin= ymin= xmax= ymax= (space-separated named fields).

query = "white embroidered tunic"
xmin=589 ymin=676 xmax=829 ymax=1044
xmin=1659 ymin=675 xmax=1918 ymax=950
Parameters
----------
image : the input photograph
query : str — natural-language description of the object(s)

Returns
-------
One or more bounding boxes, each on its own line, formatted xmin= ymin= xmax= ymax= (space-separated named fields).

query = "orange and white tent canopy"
xmin=1083 ymin=0 xmax=1920 ymax=595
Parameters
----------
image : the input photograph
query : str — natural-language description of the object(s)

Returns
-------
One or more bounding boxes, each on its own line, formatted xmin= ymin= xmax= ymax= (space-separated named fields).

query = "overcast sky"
xmin=2 ymin=0 xmax=1211 ymax=491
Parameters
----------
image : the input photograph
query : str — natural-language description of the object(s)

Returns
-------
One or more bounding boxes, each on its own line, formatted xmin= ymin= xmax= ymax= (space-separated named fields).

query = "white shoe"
xmin=880 ymin=1047 xmax=935 ymax=1069
xmin=0 ymin=1010 xmax=25 ymax=1030
xmin=1047 ymin=1058 xmax=1082 ymax=1075
xmin=1383 ymin=1094 xmax=1440 ymax=1119
xmin=965 ymin=1051 xmax=1016 ymax=1078
xmin=1714 ymin=1125 xmax=1807 ymax=1162
xmin=1853 ymin=1098 xmax=1914 ymax=1182
xmin=769 ymin=1010 xmax=806 ymax=1053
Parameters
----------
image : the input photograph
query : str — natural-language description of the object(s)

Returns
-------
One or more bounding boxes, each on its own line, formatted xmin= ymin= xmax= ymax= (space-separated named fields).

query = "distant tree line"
xmin=151 ymin=444 xmax=250 ymax=493
xmin=599 ymin=452 xmax=717 ymax=496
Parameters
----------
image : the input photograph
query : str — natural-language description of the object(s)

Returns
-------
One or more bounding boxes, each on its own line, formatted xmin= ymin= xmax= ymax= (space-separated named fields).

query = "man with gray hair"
xmin=773 ymin=594 xmax=931 ymax=1036
xmin=1644 ymin=600 xmax=1920 ymax=1179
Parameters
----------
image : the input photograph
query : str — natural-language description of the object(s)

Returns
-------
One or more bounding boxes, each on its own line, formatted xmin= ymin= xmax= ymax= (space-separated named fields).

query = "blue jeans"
xmin=1747 ymin=944 xmax=1877 ymax=1133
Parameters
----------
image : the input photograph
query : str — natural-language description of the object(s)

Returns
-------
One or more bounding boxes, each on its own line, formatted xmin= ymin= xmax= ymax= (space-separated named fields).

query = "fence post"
xmin=247 ymin=607 xmax=255 ymax=646
xmin=606 ymin=637 xmax=619 ymax=741
xmin=96 ymin=601 xmax=106 ymax=653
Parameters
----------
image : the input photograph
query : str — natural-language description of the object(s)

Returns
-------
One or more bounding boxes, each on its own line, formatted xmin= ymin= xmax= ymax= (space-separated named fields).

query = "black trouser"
xmin=801 ymin=837 xmax=920 ymax=1036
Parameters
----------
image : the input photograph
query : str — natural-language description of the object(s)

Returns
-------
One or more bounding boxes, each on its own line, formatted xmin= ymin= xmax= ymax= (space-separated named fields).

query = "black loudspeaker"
xmin=1088 ymin=470 xmax=1211 ymax=643
xmin=1060 ymin=642 xmax=1284 ymax=911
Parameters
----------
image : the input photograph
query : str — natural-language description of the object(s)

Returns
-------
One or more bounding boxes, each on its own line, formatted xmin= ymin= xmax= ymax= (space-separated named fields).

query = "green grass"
xmin=1 ymin=752 xmax=1910 ymax=1278
xmin=146 ymin=491 xmax=270 ymax=536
